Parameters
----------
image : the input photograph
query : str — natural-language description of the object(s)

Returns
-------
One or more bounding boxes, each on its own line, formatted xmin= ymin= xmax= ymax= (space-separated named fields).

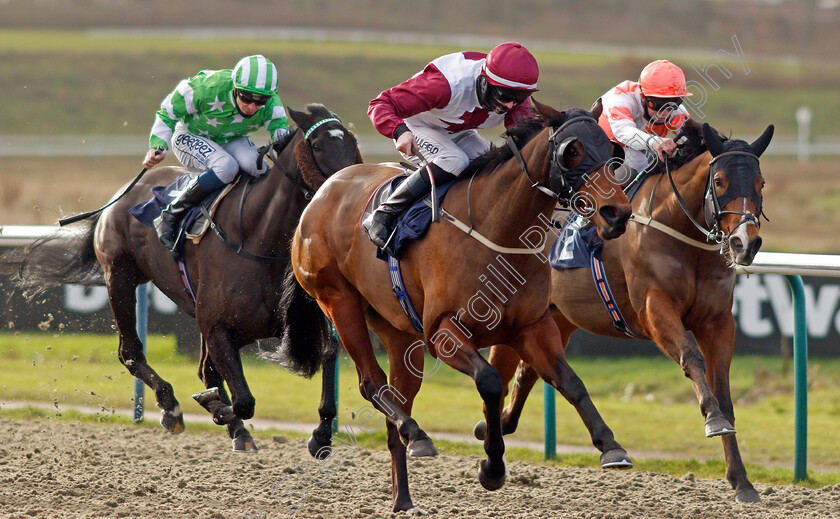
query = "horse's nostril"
xmin=599 ymin=205 xmax=619 ymax=224
xmin=729 ymin=236 xmax=744 ymax=253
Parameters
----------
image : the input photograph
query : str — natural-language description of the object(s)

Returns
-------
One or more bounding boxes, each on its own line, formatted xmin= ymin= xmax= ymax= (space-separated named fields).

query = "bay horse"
xmin=284 ymin=100 xmax=633 ymax=513
xmin=2 ymin=104 xmax=361 ymax=452
xmin=479 ymin=121 xmax=774 ymax=503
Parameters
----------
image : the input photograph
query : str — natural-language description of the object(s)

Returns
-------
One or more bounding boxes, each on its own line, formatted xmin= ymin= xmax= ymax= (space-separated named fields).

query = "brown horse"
xmin=480 ymin=121 xmax=774 ymax=503
xmin=284 ymin=100 xmax=633 ymax=513
xmin=2 ymin=104 xmax=361 ymax=452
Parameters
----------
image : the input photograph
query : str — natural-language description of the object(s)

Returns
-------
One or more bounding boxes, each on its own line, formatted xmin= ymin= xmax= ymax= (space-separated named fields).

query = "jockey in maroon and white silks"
xmin=363 ymin=42 xmax=540 ymax=252
xmin=597 ymin=60 xmax=692 ymax=182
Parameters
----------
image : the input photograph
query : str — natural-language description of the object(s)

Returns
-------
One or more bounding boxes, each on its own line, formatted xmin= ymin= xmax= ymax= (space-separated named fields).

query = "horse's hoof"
xmin=408 ymin=437 xmax=439 ymax=457
xmin=735 ymin=487 xmax=761 ymax=503
xmin=212 ymin=405 xmax=237 ymax=426
xmin=600 ymin=448 xmax=633 ymax=469
xmin=307 ymin=435 xmax=333 ymax=459
xmin=159 ymin=407 xmax=185 ymax=434
xmin=477 ymin=458 xmax=507 ymax=491
xmin=192 ymin=387 xmax=222 ymax=407
xmin=405 ymin=506 xmax=428 ymax=516
xmin=473 ymin=420 xmax=487 ymax=441
xmin=232 ymin=436 xmax=259 ymax=453
xmin=705 ymin=416 xmax=736 ymax=437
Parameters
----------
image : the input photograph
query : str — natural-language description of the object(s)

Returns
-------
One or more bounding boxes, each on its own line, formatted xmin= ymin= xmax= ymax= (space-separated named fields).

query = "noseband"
xmin=507 ymin=114 xmax=611 ymax=207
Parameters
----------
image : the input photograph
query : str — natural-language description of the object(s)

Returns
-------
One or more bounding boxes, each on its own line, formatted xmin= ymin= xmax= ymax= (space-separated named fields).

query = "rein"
xmin=201 ymin=121 xmax=339 ymax=263
xmin=631 ymin=148 xmax=762 ymax=251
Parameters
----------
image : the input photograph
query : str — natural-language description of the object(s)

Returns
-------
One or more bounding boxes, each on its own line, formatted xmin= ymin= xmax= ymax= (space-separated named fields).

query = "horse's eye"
xmin=312 ymin=144 xmax=321 ymax=152
xmin=714 ymin=178 xmax=723 ymax=187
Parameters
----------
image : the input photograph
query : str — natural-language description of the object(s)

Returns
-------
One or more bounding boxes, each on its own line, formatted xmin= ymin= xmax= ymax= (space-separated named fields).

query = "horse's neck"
xmin=239 ymin=136 xmax=307 ymax=242
xmin=467 ymin=140 xmax=555 ymax=244
xmin=643 ymin=152 xmax=711 ymax=233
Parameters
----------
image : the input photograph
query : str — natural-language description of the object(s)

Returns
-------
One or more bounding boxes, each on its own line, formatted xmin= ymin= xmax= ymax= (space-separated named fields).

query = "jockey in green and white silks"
xmin=142 ymin=55 xmax=290 ymax=250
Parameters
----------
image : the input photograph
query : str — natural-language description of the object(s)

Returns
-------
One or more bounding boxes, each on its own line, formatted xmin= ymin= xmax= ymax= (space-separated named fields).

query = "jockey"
xmin=363 ymin=41 xmax=539 ymax=250
xmin=142 ymin=55 xmax=290 ymax=250
xmin=597 ymin=60 xmax=692 ymax=185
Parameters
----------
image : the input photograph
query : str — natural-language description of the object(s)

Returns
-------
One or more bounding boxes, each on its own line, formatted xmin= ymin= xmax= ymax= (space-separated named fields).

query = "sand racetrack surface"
xmin=0 ymin=417 xmax=838 ymax=519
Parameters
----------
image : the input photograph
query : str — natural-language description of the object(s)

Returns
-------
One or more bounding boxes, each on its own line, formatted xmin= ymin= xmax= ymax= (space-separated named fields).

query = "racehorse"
xmin=2 ymin=104 xmax=362 ymax=452
xmin=478 ymin=121 xmax=774 ymax=503
xmin=283 ymin=100 xmax=633 ymax=513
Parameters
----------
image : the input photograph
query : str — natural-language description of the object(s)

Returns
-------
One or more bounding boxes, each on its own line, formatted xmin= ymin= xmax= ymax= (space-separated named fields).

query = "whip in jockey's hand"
xmin=142 ymin=147 xmax=166 ymax=169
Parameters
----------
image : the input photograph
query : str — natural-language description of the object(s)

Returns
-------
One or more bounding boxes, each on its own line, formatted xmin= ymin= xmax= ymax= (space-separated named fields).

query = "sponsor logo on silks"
xmin=414 ymin=137 xmax=440 ymax=155
xmin=174 ymin=134 xmax=214 ymax=158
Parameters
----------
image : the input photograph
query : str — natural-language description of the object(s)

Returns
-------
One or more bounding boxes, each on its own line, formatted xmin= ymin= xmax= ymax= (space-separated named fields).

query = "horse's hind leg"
xmin=640 ymin=291 xmax=734 ymax=437
xmin=318 ymin=278 xmax=430 ymax=512
xmin=514 ymin=315 xmax=632 ymax=469
xmin=308 ymin=335 xmax=338 ymax=459
xmin=104 ymin=257 xmax=184 ymax=433
xmin=196 ymin=337 xmax=257 ymax=453
xmin=695 ymin=314 xmax=760 ymax=503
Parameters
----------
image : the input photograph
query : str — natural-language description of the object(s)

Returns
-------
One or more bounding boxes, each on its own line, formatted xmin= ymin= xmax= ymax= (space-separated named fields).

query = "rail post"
xmin=786 ymin=275 xmax=808 ymax=481
xmin=133 ymin=283 xmax=148 ymax=423
xmin=543 ymin=382 xmax=556 ymax=460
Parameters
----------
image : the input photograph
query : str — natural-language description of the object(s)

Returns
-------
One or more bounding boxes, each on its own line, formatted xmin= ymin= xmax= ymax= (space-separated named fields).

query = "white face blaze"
xmin=328 ymin=128 xmax=345 ymax=140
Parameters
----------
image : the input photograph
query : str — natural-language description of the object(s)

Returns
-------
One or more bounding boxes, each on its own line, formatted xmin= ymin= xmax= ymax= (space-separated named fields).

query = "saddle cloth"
xmin=364 ymin=169 xmax=457 ymax=261
xmin=548 ymin=213 xmax=603 ymax=270
xmin=128 ymin=173 xmax=238 ymax=258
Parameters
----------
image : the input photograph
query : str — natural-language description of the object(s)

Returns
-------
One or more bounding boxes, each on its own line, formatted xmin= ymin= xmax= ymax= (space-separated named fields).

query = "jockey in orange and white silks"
xmin=363 ymin=42 xmax=539 ymax=251
xmin=597 ymin=60 xmax=693 ymax=182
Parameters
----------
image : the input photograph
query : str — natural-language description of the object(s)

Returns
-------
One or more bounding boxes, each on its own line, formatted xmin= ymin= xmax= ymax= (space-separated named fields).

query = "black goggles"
xmin=492 ymin=86 xmax=531 ymax=105
xmin=237 ymin=90 xmax=271 ymax=106
xmin=645 ymin=96 xmax=683 ymax=112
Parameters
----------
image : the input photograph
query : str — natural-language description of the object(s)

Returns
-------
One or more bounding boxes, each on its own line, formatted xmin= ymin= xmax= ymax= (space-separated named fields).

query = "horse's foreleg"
xmin=695 ymin=315 xmax=760 ymax=503
xmin=106 ymin=266 xmax=184 ymax=433
xmin=308 ymin=336 xmax=338 ymax=459
xmin=514 ymin=314 xmax=632 ymax=469
xmin=432 ymin=327 xmax=507 ymax=491
xmin=475 ymin=353 xmax=540 ymax=441
xmin=196 ymin=337 xmax=256 ymax=452
xmin=641 ymin=290 xmax=734 ymax=437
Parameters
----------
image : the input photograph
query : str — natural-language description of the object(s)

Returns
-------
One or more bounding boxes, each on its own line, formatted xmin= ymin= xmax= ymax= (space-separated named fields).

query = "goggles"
xmin=237 ymin=90 xmax=271 ymax=106
xmin=645 ymin=96 xmax=683 ymax=112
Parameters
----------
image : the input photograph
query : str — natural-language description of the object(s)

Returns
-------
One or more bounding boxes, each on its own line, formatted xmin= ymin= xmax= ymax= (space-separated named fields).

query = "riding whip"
xmin=59 ymin=147 xmax=164 ymax=226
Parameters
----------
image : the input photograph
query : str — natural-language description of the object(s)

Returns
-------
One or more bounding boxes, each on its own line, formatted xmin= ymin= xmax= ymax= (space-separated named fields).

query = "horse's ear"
xmin=287 ymin=106 xmax=305 ymax=127
xmin=590 ymin=97 xmax=603 ymax=120
xmin=702 ymin=122 xmax=724 ymax=157
xmin=750 ymin=124 xmax=775 ymax=157
xmin=531 ymin=97 xmax=561 ymax=121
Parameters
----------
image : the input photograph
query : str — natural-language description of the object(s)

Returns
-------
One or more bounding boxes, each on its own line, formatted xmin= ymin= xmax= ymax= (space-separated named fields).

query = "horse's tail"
xmin=263 ymin=261 xmax=335 ymax=378
xmin=0 ymin=217 xmax=103 ymax=299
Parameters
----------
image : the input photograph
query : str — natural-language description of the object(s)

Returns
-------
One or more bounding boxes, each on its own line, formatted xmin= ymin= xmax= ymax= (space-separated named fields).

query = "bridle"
xmin=507 ymin=114 xmax=611 ymax=207
xmin=662 ymin=147 xmax=764 ymax=245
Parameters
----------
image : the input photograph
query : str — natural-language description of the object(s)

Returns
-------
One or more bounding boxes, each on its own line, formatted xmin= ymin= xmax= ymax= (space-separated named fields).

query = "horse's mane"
xmin=461 ymin=107 xmax=569 ymax=178
xmin=647 ymin=120 xmax=728 ymax=175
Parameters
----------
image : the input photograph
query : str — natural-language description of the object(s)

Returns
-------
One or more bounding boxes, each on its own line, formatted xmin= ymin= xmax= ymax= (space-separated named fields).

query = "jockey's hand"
xmin=395 ymin=131 xmax=417 ymax=157
xmin=142 ymin=147 xmax=166 ymax=169
xmin=648 ymin=136 xmax=678 ymax=161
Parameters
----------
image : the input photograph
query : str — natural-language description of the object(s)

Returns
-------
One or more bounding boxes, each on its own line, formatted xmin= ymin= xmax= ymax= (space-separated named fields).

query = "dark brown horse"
xmin=479 ymin=121 xmax=774 ymax=503
xmin=2 ymin=104 xmax=361 ymax=452
xmin=284 ymin=100 xmax=633 ymax=513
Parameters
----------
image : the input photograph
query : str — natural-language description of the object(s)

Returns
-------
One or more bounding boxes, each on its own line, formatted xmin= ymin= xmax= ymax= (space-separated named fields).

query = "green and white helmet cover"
xmin=232 ymin=55 xmax=278 ymax=96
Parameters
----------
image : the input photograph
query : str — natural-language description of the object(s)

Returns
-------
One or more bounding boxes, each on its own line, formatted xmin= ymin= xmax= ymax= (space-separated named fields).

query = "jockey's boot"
xmin=362 ymin=164 xmax=451 ymax=250
xmin=154 ymin=175 xmax=212 ymax=250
